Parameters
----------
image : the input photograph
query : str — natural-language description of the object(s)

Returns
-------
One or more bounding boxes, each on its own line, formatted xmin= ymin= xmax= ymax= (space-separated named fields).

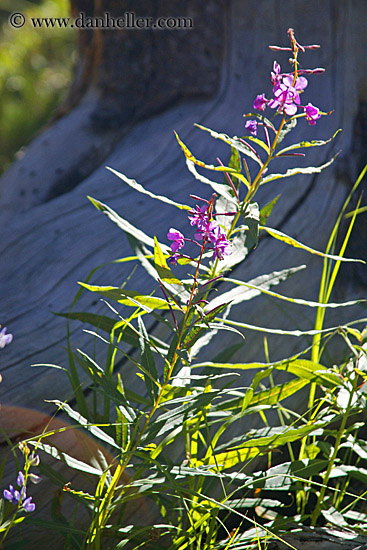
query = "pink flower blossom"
xmin=304 ymin=102 xmax=321 ymax=125
xmin=188 ymin=204 xmax=209 ymax=229
xmin=253 ymin=93 xmax=268 ymax=111
xmin=245 ymin=120 xmax=258 ymax=136
xmin=212 ymin=233 xmax=232 ymax=260
xmin=167 ymin=228 xmax=185 ymax=252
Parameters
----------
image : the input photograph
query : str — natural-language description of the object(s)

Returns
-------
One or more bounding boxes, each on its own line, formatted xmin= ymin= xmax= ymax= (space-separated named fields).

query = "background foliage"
xmin=0 ymin=0 xmax=74 ymax=174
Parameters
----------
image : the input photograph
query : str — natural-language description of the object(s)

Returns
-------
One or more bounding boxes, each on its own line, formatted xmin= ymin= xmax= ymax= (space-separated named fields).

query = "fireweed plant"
xmin=12 ymin=29 xmax=367 ymax=549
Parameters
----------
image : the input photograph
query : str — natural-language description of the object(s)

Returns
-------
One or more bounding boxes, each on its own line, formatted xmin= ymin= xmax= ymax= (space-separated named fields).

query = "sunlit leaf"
xmin=261 ymin=225 xmax=364 ymax=263
xmin=275 ymin=129 xmax=342 ymax=156
xmin=106 ymin=167 xmax=191 ymax=210
xmin=78 ymin=283 xmax=182 ymax=311
xmin=194 ymin=124 xmax=262 ymax=169
xmin=88 ymin=196 xmax=169 ymax=253
xmin=260 ymin=154 xmax=339 ymax=186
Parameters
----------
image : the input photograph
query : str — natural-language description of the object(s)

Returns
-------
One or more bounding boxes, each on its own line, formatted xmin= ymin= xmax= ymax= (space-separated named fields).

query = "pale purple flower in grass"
xmin=245 ymin=120 xmax=258 ymax=136
xmin=3 ymin=485 xmax=22 ymax=505
xmin=304 ymin=102 xmax=321 ymax=125
xmin=22 ymin=496 xmax=35 ymax=512
xmin=3 ymin=471 xmax=35 ymax=512
xmin=0 ymin=327 xmax=13 ymax=349
xmin=17 ymin=471 xmax=25 ymax=488
xmin=167 ymin=228 xmax=185 ymax=252
xmin=253 ymin=93 xmax=268 ymax=111
xmin=212 ymin=233 xmax=232 ymax=261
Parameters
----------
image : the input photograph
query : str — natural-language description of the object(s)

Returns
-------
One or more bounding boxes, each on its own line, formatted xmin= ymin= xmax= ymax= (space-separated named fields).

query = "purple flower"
xmin=167 ymin=228 xmax=185 ymax=252
xmin=212 ymin=233 xmax=232 ymax=260
xmin=253 ymin=93 xmax=268 ymax=111
xmin=271 ymin=61 xmax=282 ymax=88
xmin=0 ymin=327 xmax=13 ymax=349
xmin=22 ymin=496 xmax=35 ymax=513
xmin=194 ymin=220 xmax=219 ymax=242
xmin=168 ymin=253 xmax=180 ymax=265
xmin=188 ymin=204 xmax=209 ymax=229
xmin=3 ymin=471 xmax=35 ymax=512
xmin=268 ymin=75 xmax=307 ymax=116
xmin=304 ymin=102 xmax=321 ymax=125
xmin=245 ymin=120 xmax=258 ymax=136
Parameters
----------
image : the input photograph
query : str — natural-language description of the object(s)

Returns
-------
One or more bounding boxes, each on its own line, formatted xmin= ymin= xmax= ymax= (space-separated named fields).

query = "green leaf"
xmin=153 ymin=236 xmax=182 ymax=285
xmin=196 ymin=424 xmax=325 ymax=469
xmin=276 ymin=129 xmax=342 ymax=156
xmin=175 ymin=130 xmax=248 ymax=178
xmin=207 ymin=265 xmax=306 ymax=312
xmin=106 ymin=167 xmax=191 ymax=210
xmin=227 ymin=146 xmax=242 ymax=174
xmin=194 ymin=124 xmax=262 ymax=169
xmin=137 ymin=316 xmax=159 ymax=400
xmin=240 ymin=202 xmax=259 ymax=251
xmin=246 ymin=378 xmax=309 ymax=407
xmin=182 ymin=304 xmax=227 ymax=350
xmin=215 ymin=317 xmax=367 ymax=337
xmin=193 ymin=358 xmax=341 ymax=388
xmin=185 ymin=157 xmax=236 ymax=201
xmin=260 ymin=225 xmax=364 ymax=263
xmin=48 ymin=400 xmax=119 ymax=449
xmin=259 ymin=195 xmax=280 ymax=226
xmin=222 ymin=275 xmax=365 ymax=309
xmin=88 ymin=196 xmax=169 ymax=253
xmin=260 ymin=153 xmax=339 ymax=186
xmin=246 ymin=135 xmax=270 ymax=154
xmin=30 ymin=441 xmax=105 ymax=476
xmin=216 ymin=379 xmax=308 ymax=414
xmin=249 ymin=458 xmax=329 ymax=490
xmin=276 ymin=117 xmax=297 ymax=145
xmin=55 ymin=311 xmax=168 ymax=350
xmin=79 ymin=283 xmax=181 ymax=311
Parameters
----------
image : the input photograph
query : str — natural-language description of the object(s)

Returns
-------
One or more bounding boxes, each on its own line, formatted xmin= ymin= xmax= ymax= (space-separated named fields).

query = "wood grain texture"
xmin=0 ymin=3 xmax=367 ymax=539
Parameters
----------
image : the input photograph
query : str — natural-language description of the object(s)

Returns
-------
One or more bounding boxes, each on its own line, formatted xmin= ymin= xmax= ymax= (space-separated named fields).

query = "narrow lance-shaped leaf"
xmin=195 ymin=424 xmax=325 ymax=469
xmin=88 ymin=196 xmax=170 ymax=253
xmin=185 ymin=158 xmax=236 ymax=202
xmin=137 ymin=316 xmax=159 ymax=401
xmin=246 ymin=135 xmax=270 ymax=154
xmin=276 ymin=117 xmax=297 ymax=146
xmin=207 ymin=265 xmax=306 ymax=312
xmin=175 ymin=131 xmax=242 ymax=174
xmin=153 ymin=236 xmax=182 ymax=285
xmin=222 ymin=276 xmax=365 ymax=309
xmin=55 ymin=311 xmax=167 ymax=351
xmin=106 ymin=167 xmax=191 ymax=210
xmin=276 ymin=129 xmax=342 ymax=156
xmin=214 ymin=317 xmax=367 ymax=337
xmin=192 ymin=357 xmax=342 ymax=388
xmin=261 ymin=225 xmax=364 ymax=263
xmin=78 ymin=283 xmax=182 ymax=311
xmin=259 ymin=195 xmax=280 ymax=226
xmin=194 ymin=123 xmax=262 ymax=170
xmin=260 ymin=153 xmax=339 ymax=186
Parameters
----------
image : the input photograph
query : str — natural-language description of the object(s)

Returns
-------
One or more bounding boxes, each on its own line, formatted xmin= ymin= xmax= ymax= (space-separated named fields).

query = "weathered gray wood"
xmin=1 ymin=0 xmax=366 ymax=413
xmin=267 ymin=526 xmax=367 ymax=549
xmin=1 ymin=1 xmax=367 ymax=545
